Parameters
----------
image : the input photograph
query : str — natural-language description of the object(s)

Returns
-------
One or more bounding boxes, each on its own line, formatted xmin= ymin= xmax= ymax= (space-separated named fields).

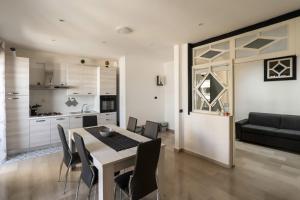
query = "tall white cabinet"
xmin=0 ymin=41 xmax=6 ymax=161
xmin=5 ymin=56 xmax=30 ymax=154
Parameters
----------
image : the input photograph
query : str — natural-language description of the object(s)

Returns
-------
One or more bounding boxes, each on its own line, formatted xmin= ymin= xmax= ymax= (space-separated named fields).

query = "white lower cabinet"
xmin=50 ymin=117 xmax=70 ymax=144
xmin=69 ymin=115 xmax=83 ymax=129
xmin=99 ymin=112 xmax=117 ymax=125
xmin=29 ymin=118 xmax=51 ymax=148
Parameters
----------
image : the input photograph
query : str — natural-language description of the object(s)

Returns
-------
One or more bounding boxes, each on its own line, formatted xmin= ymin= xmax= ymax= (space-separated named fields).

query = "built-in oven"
xmin=100 ymin=95 xmax=117 ymax=113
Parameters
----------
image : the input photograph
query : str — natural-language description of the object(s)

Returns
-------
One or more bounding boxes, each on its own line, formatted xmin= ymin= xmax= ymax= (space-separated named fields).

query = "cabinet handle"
xmin=88 ymin=93 xmax=92 ymax=95
xmin=75 ymin=116 xmax=82 ymax=119
xmin=106 ymin=119 xmax=110 ymax=121
xmin=56 ymin=118 xmax=65 ymax=121
xmin=105 ymin=92 xmax=110 ymax=94
xmin=8 ymin=92 xmax=19 ymax=95
xmin=36 ymin=120 xmax=46 ymax=122
xmin=73 ymin=93 xmax=79 ymax=95
xmin=7 ymin=97 xmax=19 ymax=100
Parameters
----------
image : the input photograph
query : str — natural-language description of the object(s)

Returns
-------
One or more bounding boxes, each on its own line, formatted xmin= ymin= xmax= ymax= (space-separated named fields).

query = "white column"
xmin=174 ymin=45 xmax=182 ymax=150
xmin=118 ymin=56 xmax=126 ymax=128
xmin=0 ymin=41 xmax=6 ymax=162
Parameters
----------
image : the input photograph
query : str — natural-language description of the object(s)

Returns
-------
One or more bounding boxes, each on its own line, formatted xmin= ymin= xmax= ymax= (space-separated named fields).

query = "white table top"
xmin=68 ymin=124 xmax=152 ymax=167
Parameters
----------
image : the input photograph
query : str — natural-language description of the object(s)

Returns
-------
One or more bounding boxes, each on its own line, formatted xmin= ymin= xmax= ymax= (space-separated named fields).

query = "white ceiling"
xmin=0 ymin=0 xmax=300 ymax=61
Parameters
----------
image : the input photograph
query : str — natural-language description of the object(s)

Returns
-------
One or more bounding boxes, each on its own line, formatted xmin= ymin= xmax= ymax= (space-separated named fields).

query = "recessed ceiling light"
xmin=115 ymin=26 xmax=133 ymax=34
xmin=59 ymin=19 xmax=65 ymax=22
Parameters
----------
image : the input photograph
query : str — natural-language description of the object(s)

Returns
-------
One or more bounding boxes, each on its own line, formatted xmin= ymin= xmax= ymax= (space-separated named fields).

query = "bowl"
xmin=99 ymin=126 xmax=113 ymax=137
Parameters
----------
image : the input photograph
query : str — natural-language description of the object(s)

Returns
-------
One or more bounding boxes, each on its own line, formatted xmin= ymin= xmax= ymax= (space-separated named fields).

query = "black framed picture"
xmin=264 ymin=55 xmax=297 ymax=81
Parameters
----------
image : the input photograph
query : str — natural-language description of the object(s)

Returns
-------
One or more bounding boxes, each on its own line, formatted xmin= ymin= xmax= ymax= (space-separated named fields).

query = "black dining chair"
xmin=114 ymin=138 xmax=162 ymax=200
xmin=57 ymin=124 xmax=81 ymax=194
xmin=127 ymin=117 xmax=138 ymax=132
xmin=74 ymin=132 xmax=98 ymax=200
xmin=83 ymin=115 xmax=98 ymax=127
xmin=143 ymin=121 xmax=159 ymax=139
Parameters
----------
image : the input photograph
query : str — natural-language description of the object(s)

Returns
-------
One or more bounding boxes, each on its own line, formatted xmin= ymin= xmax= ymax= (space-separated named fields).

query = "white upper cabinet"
xmin=5 ymin=56 xmax=29 ymax=96
xmin=67 ymin=65 xmax=97 ymax=95
xmin=100 ymin=67 xmax=117 ymax=95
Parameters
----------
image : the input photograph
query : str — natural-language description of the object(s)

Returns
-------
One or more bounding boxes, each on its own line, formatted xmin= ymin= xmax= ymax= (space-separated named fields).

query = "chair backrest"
xmin=73 ymin=132 xmax=95 ymax=187
xmin=143 ymin=121 xmax=159 ymax=139
xmin=57 ymin=124 xmax=72 ymax=165
xmin=127 ymin=117 xmax=137 ymax=132
xmin=82 ymin=115 xmax=98 ymax=127
xmin=130 ymin=138 xmax=162 ymax=200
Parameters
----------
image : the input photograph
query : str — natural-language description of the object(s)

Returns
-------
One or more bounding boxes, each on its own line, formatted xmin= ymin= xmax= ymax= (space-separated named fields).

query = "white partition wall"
xmin=0 ymin=41 xmax=6 ymax=162
xmin=174 ymin=44 xmax=234 ymax=167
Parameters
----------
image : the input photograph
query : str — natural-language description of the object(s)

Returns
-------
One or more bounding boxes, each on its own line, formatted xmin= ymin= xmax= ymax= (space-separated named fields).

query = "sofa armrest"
xmin=235 ymin=119 xmax=248 ymax=140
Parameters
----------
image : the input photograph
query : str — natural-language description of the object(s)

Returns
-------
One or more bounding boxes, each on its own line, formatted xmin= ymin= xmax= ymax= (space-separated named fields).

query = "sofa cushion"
xmin=280 ymin=115 xmax=300 ymax=131
xmin=248 ymin=112 xmax=281 ymax=129
xmin=242 ymin=124 xmax=278 ymax=137
xmin=275 ymin=129 xmax=300 ymax=140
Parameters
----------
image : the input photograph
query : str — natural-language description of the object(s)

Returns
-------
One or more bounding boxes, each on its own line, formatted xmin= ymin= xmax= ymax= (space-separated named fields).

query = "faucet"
xmin=81 ymin=104 xmax=88 ymax=113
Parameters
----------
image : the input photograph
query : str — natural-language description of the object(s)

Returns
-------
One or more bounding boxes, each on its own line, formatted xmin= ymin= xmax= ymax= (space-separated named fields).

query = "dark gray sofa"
xmin=236 ymin=112 xmax=300 ymax=153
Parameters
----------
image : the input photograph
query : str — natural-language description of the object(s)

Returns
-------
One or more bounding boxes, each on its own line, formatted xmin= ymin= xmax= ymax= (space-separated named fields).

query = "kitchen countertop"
xmin=29 ymin=111 xmax=101 ymax=119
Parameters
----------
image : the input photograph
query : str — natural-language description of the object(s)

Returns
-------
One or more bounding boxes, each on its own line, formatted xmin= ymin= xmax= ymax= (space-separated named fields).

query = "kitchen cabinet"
xmin=5 ymin=56 xmax=29 ymax=96
xmin=50 ymin=117 xmax=70 ymax=144
xmin=29 ymin=118 xmax=51 ymax=148
xmin=6 ymin=95 xmax=29 ymax=154
xmin=5 ymin=56 xmax=30 ymax=155
xmin=69 ymin=115 xmax=83 ymax=129
xmin=67 ymin=65 xmax=97 ymax=95
xmin=99 ymin=112 xmax=117 ymax=125
xmin=100 ymin=67 xmax=117 ymax=95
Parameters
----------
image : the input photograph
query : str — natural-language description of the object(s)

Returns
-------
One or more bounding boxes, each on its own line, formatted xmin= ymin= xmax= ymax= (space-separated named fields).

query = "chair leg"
xmin=119 ymin=188 xmax=123 ymax=200
xmin=93 ymin=184 xmax=97 ymax=200
xmin=75 ymin=174 xmax=81 ymax=200
xmin=114 ymin=185 xmax=117 ymax=200
xmin=156 ymin=189 xmax=160 ymax=200
xmin=63 ymin=164 xmax=70 ymax=194
xmin=58 ymin=158 xmax=64 ymax=182
xmin=88 ymin=185 xmax=93 ymax=200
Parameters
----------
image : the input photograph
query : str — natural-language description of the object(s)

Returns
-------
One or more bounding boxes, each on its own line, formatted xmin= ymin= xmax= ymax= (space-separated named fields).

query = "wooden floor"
xmin=1 ymin=132 xmax=300 ymax=200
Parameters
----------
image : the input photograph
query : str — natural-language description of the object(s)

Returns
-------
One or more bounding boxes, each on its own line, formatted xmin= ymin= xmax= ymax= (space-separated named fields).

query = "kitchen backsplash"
xmin=30 ymin=90 xmax=97 ymax=114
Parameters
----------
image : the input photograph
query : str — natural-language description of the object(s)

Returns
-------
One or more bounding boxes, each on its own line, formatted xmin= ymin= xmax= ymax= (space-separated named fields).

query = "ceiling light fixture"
xmin=115 ymin=26 xmax=133 ymax=34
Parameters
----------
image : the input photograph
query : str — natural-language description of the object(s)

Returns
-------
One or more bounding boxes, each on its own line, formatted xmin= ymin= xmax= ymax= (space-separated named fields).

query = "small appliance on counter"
xmin=30 ymin=104 xmax=42 ymax=116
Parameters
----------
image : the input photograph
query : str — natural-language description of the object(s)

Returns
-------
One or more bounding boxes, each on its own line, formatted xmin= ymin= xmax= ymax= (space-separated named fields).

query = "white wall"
xmin=119 ymin=56 xmax=126 ymax=128
xmin=0 ymin=41 xmax=6 ymax=162
xmin=163 ymin=62 xmax=175 ymax=130
xmin=122 ymin=55 xmax=165 ymax=126
xmin=235 ymin=57 xmax=300 ymax=121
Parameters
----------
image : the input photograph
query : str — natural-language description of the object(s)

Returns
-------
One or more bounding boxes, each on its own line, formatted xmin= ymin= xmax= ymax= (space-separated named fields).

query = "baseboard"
xmin=174 ymin=148 xmax=183 ymax=153
xmin=182 ymin=149 xmax=233 ymax=169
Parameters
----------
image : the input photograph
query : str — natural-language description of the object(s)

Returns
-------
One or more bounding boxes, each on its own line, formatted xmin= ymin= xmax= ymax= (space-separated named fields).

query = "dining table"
xmin=68 ymin=124 xmax=165 ymax=200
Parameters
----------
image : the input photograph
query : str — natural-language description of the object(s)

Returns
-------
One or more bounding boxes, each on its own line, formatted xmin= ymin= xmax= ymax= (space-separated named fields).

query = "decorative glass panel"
xmin=199 ymin=74 xmax=224 ymax=103
xmin=200 ymin=50 xmax=222 ymax=59
xmin=244 ymin=38 xmax=274 ymax=49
